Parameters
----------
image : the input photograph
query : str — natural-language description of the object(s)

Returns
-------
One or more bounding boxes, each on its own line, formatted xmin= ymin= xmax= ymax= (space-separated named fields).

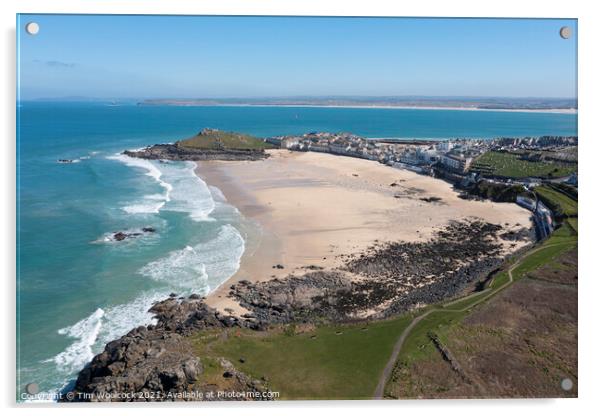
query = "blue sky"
xmin=17 ymin=15 xmax=577 ymax=99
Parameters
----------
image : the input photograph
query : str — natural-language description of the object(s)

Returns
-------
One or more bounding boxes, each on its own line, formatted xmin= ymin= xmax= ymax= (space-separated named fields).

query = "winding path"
xmin=372 ymin=243 xmax=566 ymax=399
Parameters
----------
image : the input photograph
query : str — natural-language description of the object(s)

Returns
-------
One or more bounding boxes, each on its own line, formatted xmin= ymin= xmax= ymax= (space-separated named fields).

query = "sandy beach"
xmin=196 ymin=150 xmax=532 ymax=314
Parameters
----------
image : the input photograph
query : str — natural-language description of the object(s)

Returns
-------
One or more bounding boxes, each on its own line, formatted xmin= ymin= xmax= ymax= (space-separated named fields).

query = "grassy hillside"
xmin=535 ymin=185 xmax=578 ymax=218
xmin=385 ymin=221 xmax=577 ymax=399
xmin=472 ymin=150 xmax=576 ymax=178
xmin=178 ymin=128 xmax=274 ymax=150
xmin=190 ymin=315 xmax=413 ymax=399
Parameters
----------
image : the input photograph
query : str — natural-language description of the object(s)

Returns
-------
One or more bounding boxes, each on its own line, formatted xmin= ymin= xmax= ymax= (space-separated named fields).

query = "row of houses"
xmin=273 ymin=133 xmax=480 ymax=175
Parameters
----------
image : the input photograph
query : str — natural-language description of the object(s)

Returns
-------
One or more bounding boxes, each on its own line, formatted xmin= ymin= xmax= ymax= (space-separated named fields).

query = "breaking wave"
xmin=107 ymin=153 xmax=173 ymax=214
xmin=139 ymin=224 xmax=245 ymax=292
xmin=108 ymin=155 xmax=214 ymax=220
xmin=49 ymin=224 xmax=245 ymax=389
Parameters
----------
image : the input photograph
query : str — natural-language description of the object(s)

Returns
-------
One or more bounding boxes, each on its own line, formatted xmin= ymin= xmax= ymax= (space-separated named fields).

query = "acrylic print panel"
xmin=16 ymin=14 xmax=578 ymax=402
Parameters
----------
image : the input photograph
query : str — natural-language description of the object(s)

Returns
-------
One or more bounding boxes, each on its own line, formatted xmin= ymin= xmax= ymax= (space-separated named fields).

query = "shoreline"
xmin=198 ymin=164 xmax=288 ymax=316
xmin=196 ymin=150 xmax=533 ymax=315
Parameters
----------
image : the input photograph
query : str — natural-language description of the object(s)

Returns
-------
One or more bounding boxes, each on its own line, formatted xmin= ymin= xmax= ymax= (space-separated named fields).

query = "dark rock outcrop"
xmin=124 ymin=143 xmax=268 ymax=162
xmin=110 ymin=228 xmax=156 ymax=242
xmin=64 ymin=326 xmax=202 ymax=401
xmin=61 ymin=297 xmax=268 ymax=402
xmin=113 ymin=232 xmax=129 ymax=241
xmin=231 ymin=271 xmax=353 ymax=323
xmin=230 ymin=219 xmax=522 ymax=323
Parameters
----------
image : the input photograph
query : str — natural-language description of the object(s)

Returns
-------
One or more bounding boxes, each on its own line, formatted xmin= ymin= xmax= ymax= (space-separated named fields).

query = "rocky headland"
xmin=60 ymin=296 xmax=270 ymax=402
xmin=123 ymin=128 xmax=272 ymax=162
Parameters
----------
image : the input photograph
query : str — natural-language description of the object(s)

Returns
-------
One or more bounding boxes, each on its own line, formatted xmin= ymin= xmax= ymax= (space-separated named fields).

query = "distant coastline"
xmin=141 ymin=103 xmax=576 ymax=114
xmin=137 ymin=97 xmax=577 ymax=114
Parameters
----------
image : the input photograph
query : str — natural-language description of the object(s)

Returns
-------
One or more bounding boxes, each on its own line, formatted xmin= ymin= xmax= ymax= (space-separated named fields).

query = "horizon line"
xmin=22 ymin=94 xmax=578 ymax=102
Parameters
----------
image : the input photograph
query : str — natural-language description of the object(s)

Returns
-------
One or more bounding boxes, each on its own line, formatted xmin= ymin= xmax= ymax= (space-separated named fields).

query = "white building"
xmin=441 ymin=154 xmax=472 ymax=172
xmin=436 ymin=141 xmax=453 ymax=152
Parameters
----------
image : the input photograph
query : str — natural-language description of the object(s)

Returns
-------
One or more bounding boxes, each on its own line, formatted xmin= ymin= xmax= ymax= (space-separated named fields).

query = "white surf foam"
xmin=50 ymin=225 xmax=244 ymax=383
xmin=141 ymin=247 xmax=211 ymax=293
xmin=108 ymin=155 xmax=214 ymax=221
xmin=42 ymin=155 xmax=249 ymax=401
xmin=49 ymin=292 xmax=164 ymax=378
xmin=96 ymin=292 xmax=163 ymax=347
xmin=107 ymin=153 xmax=173 ymax=214
xmin=53 ymin=224 xmax=245 ymax=380
xmin=52 ymin=308 xmax=105 ymax=375
xmin=159 ymin=161 xmax=216 ymax=221
xmin=139 ymin=224 xmax=244 ymax=293
xmin=209 ymin=185 xmax=227 ymax=203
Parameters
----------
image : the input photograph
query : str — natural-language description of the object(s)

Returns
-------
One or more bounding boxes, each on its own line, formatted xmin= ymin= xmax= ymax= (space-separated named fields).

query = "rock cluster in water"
xmin=111 ymin=227 xmax=155 ymax=241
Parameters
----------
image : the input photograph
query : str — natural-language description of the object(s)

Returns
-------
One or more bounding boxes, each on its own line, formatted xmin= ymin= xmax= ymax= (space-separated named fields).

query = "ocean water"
xmin=16 ymin=102 xmax=577 ymax=399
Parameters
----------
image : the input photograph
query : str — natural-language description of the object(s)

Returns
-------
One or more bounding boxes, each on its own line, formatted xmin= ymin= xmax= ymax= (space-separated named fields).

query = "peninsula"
xmin=124 ymin=128 xmax=274 ymax=161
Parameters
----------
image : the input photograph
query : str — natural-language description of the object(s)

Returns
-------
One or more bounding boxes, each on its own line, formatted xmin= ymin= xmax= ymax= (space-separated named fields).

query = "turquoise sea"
xmin=16 ymin=102 xmax=577 ymax=399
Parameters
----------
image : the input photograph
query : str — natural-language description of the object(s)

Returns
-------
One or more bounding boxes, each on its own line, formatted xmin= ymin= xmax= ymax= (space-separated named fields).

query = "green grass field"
xmin=178 ymin=129 xmax=274 ymax=150
xmin=190 ymin=315 xmax=413 ymax=399
xmin=472 ymin=151 xmax=576 ymax=178
xmin=567 ymin=217 xmax=578 ymax=233
xmin=535 ymin=185 xmax=578 ymax=217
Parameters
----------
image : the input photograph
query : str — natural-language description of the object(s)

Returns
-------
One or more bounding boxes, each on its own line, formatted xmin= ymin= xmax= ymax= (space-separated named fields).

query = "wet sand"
xmin=196 ymin=150 xmax=532 ymax=314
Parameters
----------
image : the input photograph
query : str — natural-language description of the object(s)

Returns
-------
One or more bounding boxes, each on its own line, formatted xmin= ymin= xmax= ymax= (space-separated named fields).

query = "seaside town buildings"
xmin=271 ymin=132 xmax=485 ymax=174
xmin=268 ymin=133 xmax=576 ymax=179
